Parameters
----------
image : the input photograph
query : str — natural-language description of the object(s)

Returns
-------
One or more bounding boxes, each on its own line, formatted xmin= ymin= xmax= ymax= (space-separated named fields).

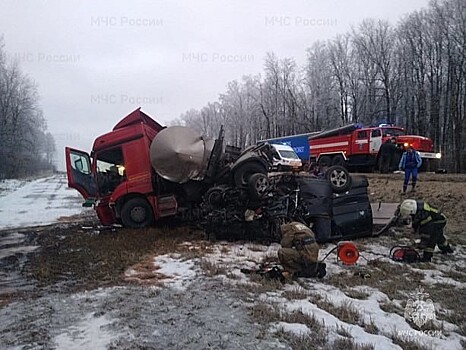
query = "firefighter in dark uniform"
xmin=400 ymin=199 xmax=453 ymax=262
xmin=278 ymin=222 xmax=326 ymax=278
xmin=378 ymin=137 xmax=398 ymax=174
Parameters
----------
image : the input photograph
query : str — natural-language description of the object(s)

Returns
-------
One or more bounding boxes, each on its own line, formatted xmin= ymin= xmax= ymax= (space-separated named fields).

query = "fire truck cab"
xmin=309 ymin=124 xmax=441 ymax=171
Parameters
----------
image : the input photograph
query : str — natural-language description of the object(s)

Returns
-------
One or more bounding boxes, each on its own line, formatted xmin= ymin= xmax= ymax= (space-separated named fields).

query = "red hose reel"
xmin=336 ymin=241 xmax=360 ymax=265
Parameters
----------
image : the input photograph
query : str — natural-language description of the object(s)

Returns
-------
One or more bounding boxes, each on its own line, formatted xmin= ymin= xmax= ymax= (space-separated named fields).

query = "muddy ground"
xmin=366 ymin=172 xmax=466 ymax=241
xmin=0 ymin=172 xmax=465 ymax=349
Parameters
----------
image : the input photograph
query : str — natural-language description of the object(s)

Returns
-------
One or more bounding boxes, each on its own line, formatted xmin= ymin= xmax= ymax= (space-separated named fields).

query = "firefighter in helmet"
xmin=399 ymin=199 xmax=453 ymax=262
xmin=278 ymin=222 xmax=326 ymax=279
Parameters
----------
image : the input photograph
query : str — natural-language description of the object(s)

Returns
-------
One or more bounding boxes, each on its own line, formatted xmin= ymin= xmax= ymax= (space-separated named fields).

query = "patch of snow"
xmin=275 ymin=282 xmax=465 ymax=350
xmin=204 ymin=242 xmax=280 ymax=270
xmin=0 ymin=245 xmax=39 ymax=260
xmin=0 ymin=174 xmax=89 ymax=229
xmin=271 ymin=322 xmax=311 ymax=336
xmin=412 ymin=268 xmax=464 ymax=287
xmin=271 ymin=296 xmax=399 ymax=350
xmin=0 ymin=231 xmax=25 ymax=246
xmin=183 ymin=238 xmax=466 ymax=350
xmin=53 ymin=312 xmax=115 ymax=350
xmin=0 ymin=230 xmax=39 ymax=260
xmin=154 ymin=255 xmax=197 ymax=290
xmin=0 ymin=179 xmax=26 ymax=197
xmin=124 ymin=268 xmax=138 ymax=277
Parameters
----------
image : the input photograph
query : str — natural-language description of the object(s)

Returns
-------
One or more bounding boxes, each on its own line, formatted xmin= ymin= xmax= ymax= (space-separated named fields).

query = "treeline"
xmin=0 ymin=38 xmax=56 ymax=179
xmin=175 ymin=0 xmax=465 ymax=172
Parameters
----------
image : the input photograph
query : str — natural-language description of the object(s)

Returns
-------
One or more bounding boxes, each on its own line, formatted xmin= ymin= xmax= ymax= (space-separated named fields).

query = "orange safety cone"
xmin=337 ymin=241 xmax=359 ymax=265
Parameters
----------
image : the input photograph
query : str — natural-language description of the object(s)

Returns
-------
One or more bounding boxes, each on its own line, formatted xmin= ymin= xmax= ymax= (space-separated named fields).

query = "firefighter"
xmin=278 ymin=222 xmax=326 ymax=279
xmin=399 ymin=199 xmax=453 ymax=262
xmin=378 ymin=137 xmax=398 ymax=174
xmin=399 ymin=146 xmax=422 ymax=193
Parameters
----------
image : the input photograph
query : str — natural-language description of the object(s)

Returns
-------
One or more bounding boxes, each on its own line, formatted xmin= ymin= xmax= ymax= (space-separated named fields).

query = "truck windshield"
xmin=382 ymin=128 xmax=405 ymax=137
xmin=96 ymin=148 xmax=125 ymax=195
xmin=279 ymin=150 xmax=300 ymax=159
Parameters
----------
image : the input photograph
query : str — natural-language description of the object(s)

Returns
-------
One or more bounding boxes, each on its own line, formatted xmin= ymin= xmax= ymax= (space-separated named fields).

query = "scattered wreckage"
xmin=201 ymin=170 xmax=372 ymax=243
xmin=66 ymin=109 xmax=374 ymax=243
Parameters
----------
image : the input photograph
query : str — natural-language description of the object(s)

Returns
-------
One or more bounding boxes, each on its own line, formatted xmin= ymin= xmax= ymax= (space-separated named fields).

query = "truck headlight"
xmin=435 ymin=153 xmax=442 ymax=159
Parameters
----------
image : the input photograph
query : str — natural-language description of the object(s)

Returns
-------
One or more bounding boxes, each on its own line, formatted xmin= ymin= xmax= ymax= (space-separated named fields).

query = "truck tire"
xmin=234 ymin=162 xmax=267 ymax=188
xmin=325 ymin=165 xmax=352 ymax=193
xmin=332 ymin=154 xmax=346 ymax=167
xmin=248 ymin=173 xmax=270 ymax=200
xmin=121 ymin=197 xmax=154 ymax=228
xmin=318 ymin=156 xmax=332 ymax=168
xmin=205 ymin=186 xmax=226 ymax=207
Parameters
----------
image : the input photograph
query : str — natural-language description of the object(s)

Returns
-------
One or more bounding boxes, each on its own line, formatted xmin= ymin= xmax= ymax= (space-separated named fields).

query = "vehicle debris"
xmin=65 ymin=109 xmax=373 ymax=242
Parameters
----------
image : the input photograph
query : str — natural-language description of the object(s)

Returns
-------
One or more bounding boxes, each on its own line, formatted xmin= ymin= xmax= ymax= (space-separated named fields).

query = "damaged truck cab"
xmin=66 ymin=108 xmax=273 ymax=228
xmin=66 ymin=109 xmax=168 ymax=227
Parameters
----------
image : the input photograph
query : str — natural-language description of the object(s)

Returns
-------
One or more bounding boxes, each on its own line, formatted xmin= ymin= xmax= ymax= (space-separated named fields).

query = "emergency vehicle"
xmin=265 ymin=124 xmax=441 ymax=171
xmin=309 ymin=124 xmax=441 ymax=170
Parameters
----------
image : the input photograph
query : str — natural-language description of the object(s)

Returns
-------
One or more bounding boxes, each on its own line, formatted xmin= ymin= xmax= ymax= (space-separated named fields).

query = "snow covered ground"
xmin=0 ymin=174 xmax=88 ymax=229
xmin=0 ymin=175 xmax=465 ymax=349
xmin=118 ymin=239 xmax=466 ymax=349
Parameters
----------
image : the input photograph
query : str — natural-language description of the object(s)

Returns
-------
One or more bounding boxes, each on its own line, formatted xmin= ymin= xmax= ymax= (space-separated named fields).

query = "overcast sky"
xmin=1 ymin=0 xmax=430 ymax=169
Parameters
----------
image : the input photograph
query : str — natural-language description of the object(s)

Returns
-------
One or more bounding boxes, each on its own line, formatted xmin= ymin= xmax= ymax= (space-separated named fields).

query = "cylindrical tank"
xmin=150 ymin=126 xmax=213 ymax=183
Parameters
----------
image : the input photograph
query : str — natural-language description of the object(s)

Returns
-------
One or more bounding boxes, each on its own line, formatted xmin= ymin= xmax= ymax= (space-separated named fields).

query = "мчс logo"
xmin=404 ymin=286 xmax=436 ymax=328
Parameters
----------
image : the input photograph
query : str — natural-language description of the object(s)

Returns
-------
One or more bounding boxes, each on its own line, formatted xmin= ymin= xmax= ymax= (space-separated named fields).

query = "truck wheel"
xmin=325 ymin=165 xmax=352 ymax=193
xmin=121 ymin=197 xmax=154 ymax=228
xmin=234 ymin=163 xmax=267 ymax=188
xmin=318 ymin=156 xmax=332 ymax=168
xmin=332 ymin=155 xmax=346 ymax=167
xmin=248 ymin=173 xmax=270 ymax=200
xmin=205 ymin=186 xmax=226 ymax=207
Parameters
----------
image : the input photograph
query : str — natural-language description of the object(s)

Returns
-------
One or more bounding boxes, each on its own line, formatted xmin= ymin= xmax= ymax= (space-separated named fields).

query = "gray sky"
xmin=1 ymin=0 xmax=430 ymax=169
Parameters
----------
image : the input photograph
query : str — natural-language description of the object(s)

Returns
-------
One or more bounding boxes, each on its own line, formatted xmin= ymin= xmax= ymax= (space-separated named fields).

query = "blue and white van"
xmin=270 ymin=144 xmax=302 ymax=170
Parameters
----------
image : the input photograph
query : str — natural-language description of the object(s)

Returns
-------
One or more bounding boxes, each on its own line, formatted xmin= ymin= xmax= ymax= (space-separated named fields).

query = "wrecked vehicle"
xmin=66 ymin=109 xmax=372 ymax=241
xmin=65 ymin=108 xmax=275 ymax=228
xmin=65 ymin=108 xmax=372 ymax=242
xmin=202 ymin=172 xmax=373 ymax=243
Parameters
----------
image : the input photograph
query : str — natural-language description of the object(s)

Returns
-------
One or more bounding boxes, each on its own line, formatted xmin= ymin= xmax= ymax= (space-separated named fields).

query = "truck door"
xmin=353 ymin=130 xmax=370 ymax=154
xmin=65 ymin=147 xmax=97 ymax=199
xmin=369 ymin=129 xmax=382 ymax=154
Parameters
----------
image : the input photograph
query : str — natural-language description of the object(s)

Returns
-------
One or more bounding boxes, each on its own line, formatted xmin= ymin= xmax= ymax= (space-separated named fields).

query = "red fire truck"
xmin=309 ymin=124 xmax=441 ymax=171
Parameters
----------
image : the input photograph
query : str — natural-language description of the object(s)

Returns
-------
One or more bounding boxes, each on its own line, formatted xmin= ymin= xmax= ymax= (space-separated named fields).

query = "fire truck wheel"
xmin=332 ymin=155 xmax=346 ymax=166
xmin=325 ymin=165 xmax=352 ymax=193
xmin=248 ymin=173 xmax=270 ymax=200
xmin=318 ymin=156 xmax=332 ymax=168
xmin=121 ymin=197 xmax=154 ymax=228
xmin=234 ymin=162 xmax=267 ymax=188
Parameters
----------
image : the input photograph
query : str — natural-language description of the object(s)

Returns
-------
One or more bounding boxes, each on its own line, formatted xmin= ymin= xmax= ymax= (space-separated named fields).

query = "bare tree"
xmin=177 ymin=0 xmax=466 ymax=172
xmin=0 ymin=39 xmax=56 ymax=178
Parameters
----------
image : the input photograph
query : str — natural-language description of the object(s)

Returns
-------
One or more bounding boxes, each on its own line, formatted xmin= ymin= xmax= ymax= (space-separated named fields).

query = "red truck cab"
xmin=66 ymin=108 xmax=276 ymax=228
xmin=65 ymin=108 xmax=176 ymax=227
